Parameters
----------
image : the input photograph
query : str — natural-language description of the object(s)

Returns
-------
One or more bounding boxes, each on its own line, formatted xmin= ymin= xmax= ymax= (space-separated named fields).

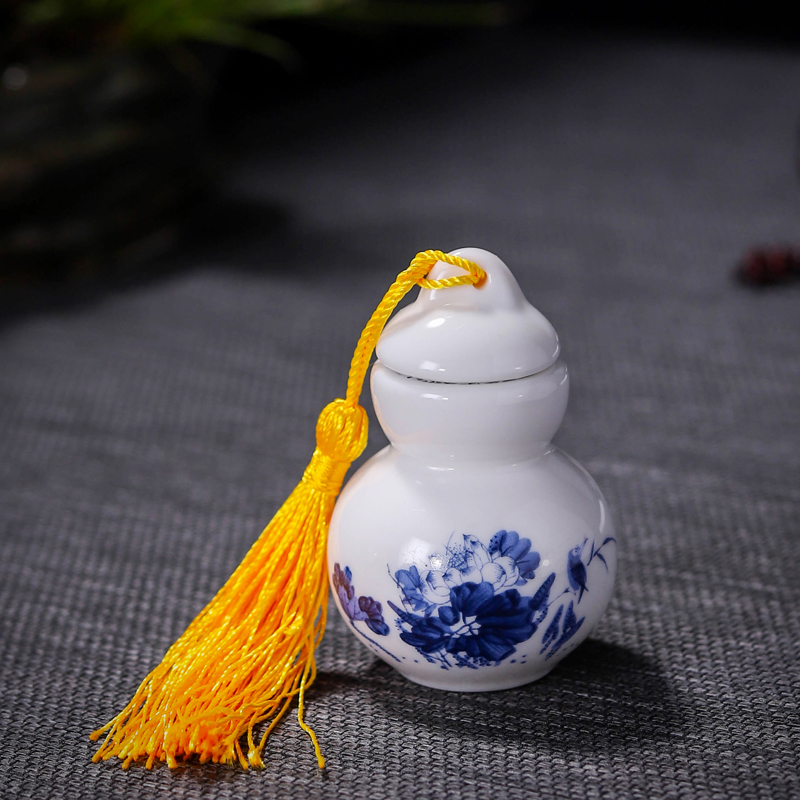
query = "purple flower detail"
xmin=358 ymin=595 xmax=390 ymax=636
xmin=333 ymin=563 xmax=366 ymax=622
xmin=333 ymin=563 xmax=389 ymax=637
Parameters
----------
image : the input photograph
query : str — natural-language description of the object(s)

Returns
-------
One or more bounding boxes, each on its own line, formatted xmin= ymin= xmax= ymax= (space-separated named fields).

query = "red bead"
xmin=736 ymin=246 xmax=800 ymax=286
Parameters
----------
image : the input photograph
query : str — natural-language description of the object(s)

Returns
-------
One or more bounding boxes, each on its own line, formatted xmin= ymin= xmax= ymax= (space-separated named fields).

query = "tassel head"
xmin=315 ymin=399 xmax=369 ymax=463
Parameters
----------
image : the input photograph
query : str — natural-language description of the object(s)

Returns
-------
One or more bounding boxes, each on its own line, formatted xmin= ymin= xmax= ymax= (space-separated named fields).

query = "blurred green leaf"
xmin=16 ymin=0 xmax=513 ymax=56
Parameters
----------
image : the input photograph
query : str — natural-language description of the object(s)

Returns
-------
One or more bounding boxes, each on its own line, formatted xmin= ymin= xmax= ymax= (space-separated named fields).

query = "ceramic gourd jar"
xmin=327 ymin=248 xmax=617 ymax=691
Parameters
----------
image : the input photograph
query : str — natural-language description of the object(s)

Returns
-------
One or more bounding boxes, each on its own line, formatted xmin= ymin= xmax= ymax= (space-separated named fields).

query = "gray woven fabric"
xmin=1 ymin=27 xmax=799 ymax=800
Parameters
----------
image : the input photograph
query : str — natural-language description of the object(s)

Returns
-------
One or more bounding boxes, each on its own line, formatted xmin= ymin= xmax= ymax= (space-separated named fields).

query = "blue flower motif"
xmin=390 ymin=572 xmax=555 ymax=668
xmin=445 ymin=582 xmax=541 ymax=663
xmin=432 ymin=532 xmax=539 ymax=596
xmin=489 ymin=529 xmax=541 ymax=582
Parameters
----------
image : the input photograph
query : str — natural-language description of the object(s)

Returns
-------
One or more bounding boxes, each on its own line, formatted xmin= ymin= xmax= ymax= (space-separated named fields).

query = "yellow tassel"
xmin=90 ymin=250 xmax=485 ymax=770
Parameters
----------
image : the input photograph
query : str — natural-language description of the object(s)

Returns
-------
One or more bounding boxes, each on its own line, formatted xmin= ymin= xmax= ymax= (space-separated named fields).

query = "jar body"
xmin=327 ymin=362 xmax=617 ymax=692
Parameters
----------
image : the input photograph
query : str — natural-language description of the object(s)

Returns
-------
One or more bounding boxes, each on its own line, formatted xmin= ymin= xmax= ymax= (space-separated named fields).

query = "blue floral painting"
xmin=388 ymin=530 xmax=615 ymax=669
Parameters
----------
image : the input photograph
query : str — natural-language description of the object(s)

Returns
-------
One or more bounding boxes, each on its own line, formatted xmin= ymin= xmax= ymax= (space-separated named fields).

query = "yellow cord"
xmin=90 ymin=250 xmax=485 ymax=770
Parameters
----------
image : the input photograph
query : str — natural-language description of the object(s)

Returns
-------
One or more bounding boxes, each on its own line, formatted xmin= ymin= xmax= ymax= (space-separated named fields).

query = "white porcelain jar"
xmin=327 ymin=248 xmax=616 ymax=691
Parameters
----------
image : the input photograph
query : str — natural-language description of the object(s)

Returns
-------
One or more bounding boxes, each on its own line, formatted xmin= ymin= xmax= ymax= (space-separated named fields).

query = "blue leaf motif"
xmin=438 ymin=605 xmax=459 ymax=626
xmin=587 ymin=536 xmax=616 ymax=572
xmin=388 ymin=602 xmax=452 ymax=654
xmin=545 ymin=600 xmax=585 ymax=660
xmin=388 ymin=600 xmax=418 ymax=626
xmin=395 ymin=565 xmax=433 ymax=613
xmin=563 ymin=601 xmax=578 ymax=631
xmin=601 ymin=537 xmax=616 ymax=547
xmin=540 ymin=604 xmax=563 ymax=651
xmin=530 ymin=572 xmax=555 ymax=612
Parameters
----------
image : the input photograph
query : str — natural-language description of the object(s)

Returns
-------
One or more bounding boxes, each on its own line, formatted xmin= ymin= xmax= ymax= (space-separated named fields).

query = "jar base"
xmin=392 ymin=662 xmax=559 ymax=693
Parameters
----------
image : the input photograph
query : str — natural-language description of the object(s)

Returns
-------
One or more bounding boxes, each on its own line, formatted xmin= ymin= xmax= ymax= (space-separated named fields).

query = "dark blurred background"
xmin=1 ymin=0 xmax=798 ymax=295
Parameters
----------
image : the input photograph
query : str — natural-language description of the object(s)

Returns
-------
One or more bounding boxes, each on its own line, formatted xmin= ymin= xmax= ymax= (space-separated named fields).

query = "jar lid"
xmin=376 ymin=248 xmax=560 ymax=384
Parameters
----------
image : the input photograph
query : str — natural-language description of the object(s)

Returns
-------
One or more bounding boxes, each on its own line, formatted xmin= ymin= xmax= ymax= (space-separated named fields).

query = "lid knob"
xmin=376 ymin=248 xmax=560 ymax=383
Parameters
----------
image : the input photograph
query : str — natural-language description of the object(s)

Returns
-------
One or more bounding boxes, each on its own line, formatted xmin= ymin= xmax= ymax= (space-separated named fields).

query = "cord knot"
xmin=315 ymin=399 xmax=369 ymax=464
xmin=300 ymin=401 xmax=368 ymax=494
